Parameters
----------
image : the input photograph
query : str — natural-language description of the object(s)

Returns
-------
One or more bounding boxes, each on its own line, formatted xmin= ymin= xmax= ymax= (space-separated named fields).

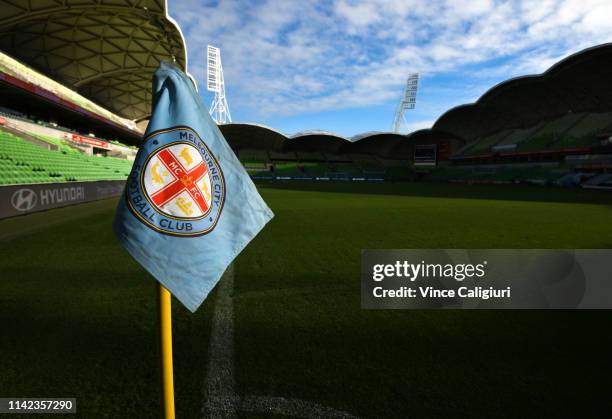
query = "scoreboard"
xmin=414 ymin=145 xmax=437 ymax=167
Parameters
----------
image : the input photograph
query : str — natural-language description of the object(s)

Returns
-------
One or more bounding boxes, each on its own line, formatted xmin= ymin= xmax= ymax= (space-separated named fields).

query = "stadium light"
xmin=392 ymin=73 xmax=419 ymax=133
xmin=207 ymin=45 xmax=232 ymax=124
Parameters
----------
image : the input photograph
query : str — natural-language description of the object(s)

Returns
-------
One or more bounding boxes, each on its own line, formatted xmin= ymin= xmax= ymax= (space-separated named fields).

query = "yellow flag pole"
xmin=157 ymin=283 xmax=175 ymax=419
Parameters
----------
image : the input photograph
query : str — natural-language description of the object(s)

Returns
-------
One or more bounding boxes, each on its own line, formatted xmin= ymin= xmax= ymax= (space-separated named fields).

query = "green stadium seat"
xmin=0 ymin=130 xmax=134 ymax=185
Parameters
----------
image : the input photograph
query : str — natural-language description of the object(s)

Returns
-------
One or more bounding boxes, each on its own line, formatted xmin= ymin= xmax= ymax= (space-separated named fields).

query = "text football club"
xmin=126 ymin=127 xmax=226 ymax=236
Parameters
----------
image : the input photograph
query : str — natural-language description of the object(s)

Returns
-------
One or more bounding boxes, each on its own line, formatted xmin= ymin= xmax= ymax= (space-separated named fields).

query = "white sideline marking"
xmin=203 ymin=264 xmax=237 ymax=418
xmin=202 ymin=264 xmax=358 ymax=418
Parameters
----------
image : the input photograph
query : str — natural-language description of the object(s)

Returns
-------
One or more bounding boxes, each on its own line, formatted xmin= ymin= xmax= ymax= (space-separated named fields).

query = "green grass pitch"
xmin=1 ymin=182 xmax=611 ymax=417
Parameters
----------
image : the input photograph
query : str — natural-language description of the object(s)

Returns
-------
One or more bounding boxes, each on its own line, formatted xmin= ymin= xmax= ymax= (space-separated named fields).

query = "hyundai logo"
xmin=11 ymin=188 xmax=37 ymax=211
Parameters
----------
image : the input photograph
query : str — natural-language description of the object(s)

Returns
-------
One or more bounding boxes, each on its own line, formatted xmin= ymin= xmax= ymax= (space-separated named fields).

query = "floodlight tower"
xmin=392 ymin=74 xmax=419 ymax=133
xmin=207 ymin=45 xmax=232 ymax=124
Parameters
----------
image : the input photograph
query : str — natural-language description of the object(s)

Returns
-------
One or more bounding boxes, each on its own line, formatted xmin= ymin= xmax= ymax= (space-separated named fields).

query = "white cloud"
xmin=168 ymin=0 xmax=612 ymax=121
xmin=334 ymin=0 xmax=382 ymax=29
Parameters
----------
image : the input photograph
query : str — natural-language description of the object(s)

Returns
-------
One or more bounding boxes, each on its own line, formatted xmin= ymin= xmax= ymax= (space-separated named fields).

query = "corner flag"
xmin=113 ymin=62 xmax=273 ymax=312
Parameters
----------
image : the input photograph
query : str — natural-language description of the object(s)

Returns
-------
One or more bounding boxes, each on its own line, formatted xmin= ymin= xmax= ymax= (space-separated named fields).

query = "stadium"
xmin=222 ymin=44 xmax=612 ymax=187
xmin=1 ymin=1 xmax=611 ymax=418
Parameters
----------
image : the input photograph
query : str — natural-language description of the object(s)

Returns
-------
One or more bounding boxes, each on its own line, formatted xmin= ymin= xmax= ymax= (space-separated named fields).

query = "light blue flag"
xmin=113 ymin=62 xmax=273 ymax=312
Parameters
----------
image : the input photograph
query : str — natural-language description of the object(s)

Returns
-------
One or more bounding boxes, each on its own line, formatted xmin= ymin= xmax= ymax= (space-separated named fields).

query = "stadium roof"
xmin=222 ymin=46 xmax=610 ymax=157
xmin=350 ymin=131 xmax=387 ymax=142
xmin=218 ymin=123 xmax=286 ymax=151
xmin=218 ymin=123 xmax=462 ymax=159
xmin=433 ymin=43 xmax=612 ymax=141
xmin=341 ymin=132 xmax=406 ymax=156
xmin=287 ymin=131 xmax=347 ymax=153
xmin=0 ymin=0 xmax=192 ymax=122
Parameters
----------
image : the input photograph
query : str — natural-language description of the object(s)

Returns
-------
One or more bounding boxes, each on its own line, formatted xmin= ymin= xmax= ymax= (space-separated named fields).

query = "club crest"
xmin=125 ymin=127 xmax=225 ymax=236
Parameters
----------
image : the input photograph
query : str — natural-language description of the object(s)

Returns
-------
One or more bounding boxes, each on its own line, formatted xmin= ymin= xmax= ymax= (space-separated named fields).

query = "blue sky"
xmin=168 ymin=0 xmax=612 ymax=137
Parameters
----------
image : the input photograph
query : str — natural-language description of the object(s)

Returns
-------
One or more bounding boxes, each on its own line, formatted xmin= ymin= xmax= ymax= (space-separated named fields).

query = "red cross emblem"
xmin=150 ymin=148 xmax=210 ymax=214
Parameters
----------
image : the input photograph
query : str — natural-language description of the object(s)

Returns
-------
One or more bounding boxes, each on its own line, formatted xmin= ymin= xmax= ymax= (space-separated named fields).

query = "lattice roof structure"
xmin=0 ymin=0 xmax=192 ymax=122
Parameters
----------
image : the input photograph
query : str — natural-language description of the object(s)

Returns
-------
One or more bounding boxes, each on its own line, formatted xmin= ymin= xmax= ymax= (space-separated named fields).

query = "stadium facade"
xmin=0 ymin=0 xmax=611 ymax=218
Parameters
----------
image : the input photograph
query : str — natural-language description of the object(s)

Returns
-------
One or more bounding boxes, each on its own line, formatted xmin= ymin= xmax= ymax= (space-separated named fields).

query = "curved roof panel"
xmin=405 ymin=129 xmax=464 ymax=143
xmin=284 ymin=136 xmax=347 ymax=154
xmin=216 ymin=123 xmax=460 ymax=159
xmin=350 ymin=131 xmax=387 ymax=142
xmin=343 ymin=132 xmax=405 ymax=157
xmin=286 ymin=131 xmax=348 ymax=153
xmin=289 ymin=130 xmax=345 ymax=139
xmin=545 ymin=44 xmax=612 ymax=112
xmin=433 ymin=43 xmax=612 ymax=141
xmin=219 ymin=123 xmax=286 ymax=151
xmin=0 ymin=0 xmax=192 ymax=122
